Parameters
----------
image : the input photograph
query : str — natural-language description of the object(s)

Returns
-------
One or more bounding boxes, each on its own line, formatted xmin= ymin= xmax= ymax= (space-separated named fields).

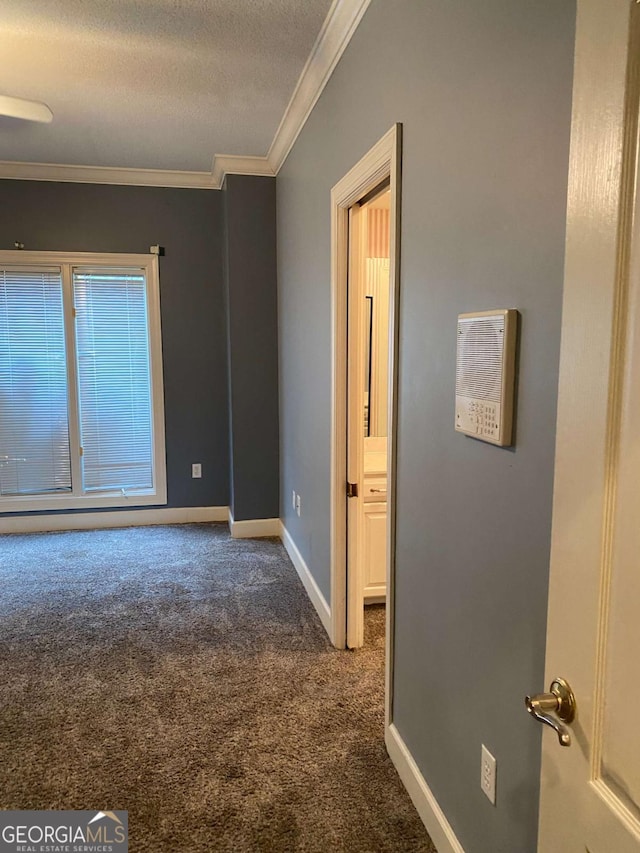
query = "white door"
xmin=537 ymin=2 xmax=640 ymax=850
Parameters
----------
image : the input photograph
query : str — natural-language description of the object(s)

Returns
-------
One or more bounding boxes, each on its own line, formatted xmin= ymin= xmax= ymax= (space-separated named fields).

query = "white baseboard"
xmin=385 ymin=723 xmax=465 ymax=853
xmin=228 ymin=512 xmax=281 ymax=539
xmin=0 ymin=505 xmax=228 ymax=535
xmin=280 ymin=522 xmax=332 ymax=638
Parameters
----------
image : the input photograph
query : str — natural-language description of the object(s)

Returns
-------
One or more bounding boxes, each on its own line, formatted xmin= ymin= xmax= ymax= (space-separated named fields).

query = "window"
xmin=0 ymin=252 xmax=166 ymax=512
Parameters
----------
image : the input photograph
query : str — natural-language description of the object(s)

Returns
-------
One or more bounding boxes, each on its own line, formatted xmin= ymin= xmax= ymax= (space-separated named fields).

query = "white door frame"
xmin=330 ymin=124 xmax=402 ymax=725
xmin=539 ymin=0 xmax=638 ymax=849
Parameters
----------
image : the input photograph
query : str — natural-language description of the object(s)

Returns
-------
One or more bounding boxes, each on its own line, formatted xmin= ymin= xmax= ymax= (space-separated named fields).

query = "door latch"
xmin=347 ymin=482 xmax=358 ymax=498
xmin=525 ymin=677 xmax=576 ymax=747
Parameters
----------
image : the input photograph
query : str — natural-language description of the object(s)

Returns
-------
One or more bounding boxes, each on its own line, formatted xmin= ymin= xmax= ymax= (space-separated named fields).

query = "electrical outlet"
xmin=292 ymin=490 xmax=297 ymax=510
xmin=192 ymin=463 xmax=202 ymax=479
xmin=295 ymin=493 xmax=301 ymax=517
xmin=481 ymin=744 xmax=497 ymax=805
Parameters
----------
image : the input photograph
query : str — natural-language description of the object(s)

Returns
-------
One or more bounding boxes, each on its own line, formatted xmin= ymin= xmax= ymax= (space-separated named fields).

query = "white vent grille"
xmin=455 ymin=310 xmax=517 ymax=446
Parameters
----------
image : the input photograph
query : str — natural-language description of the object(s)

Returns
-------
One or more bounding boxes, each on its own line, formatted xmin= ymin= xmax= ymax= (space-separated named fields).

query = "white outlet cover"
xmin=481 ymin=744 xmax=497 ymax=805
xmin=295 ymin=494 xmax=301 ymax=517
xmin=292 ymin=490 xmax=296 ymax=510
xmin=192 ymin=463 xmax=202 ymax=479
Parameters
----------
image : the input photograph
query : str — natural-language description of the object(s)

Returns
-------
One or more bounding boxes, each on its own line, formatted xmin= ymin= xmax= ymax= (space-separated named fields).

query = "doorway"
xmin=329 ymin=124 xmax=401 ymax=725
xmin=346 ymin=186 xmax=391 ymax=648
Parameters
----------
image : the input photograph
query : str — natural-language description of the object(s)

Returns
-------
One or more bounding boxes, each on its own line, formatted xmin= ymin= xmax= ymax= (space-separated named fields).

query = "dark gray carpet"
xmin=0 ymin=523 xmax=436 ymax=852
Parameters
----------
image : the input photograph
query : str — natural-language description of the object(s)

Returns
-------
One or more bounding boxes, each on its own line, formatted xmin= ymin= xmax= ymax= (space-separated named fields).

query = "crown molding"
xmin=0 ymin=157 xmax=275 ymax=190
xmin=0 ymin=159 xmax=217 ymax=189
xmin=267 ymin=0 xmax=372 ymax=173
xmin=0 ymin=0 xmax=371 ymax=189
xmin=211 ymin=154 xmax=274 ymax=188
xmin=209 ymin=0 xmax=371 ymax=185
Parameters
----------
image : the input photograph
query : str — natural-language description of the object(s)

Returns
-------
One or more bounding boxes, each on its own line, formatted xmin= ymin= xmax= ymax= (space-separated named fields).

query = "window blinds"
xmin=0 ymin=268 xmax=72 ymax=496
xmin=73 ymin=269 xmax=154 ymax=493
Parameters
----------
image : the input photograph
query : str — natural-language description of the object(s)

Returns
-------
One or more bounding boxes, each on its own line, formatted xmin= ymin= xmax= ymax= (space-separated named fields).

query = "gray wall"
xmin=224 ymin=175 xmax=279 ymax=522
xmin=277 ymin=2 xmax=575 ymax=852
xmin=0 ymin=180 xmax=229 ymax=510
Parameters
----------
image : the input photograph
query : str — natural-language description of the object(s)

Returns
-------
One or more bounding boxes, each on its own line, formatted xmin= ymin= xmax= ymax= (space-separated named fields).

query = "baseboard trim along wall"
xmin=228 ymin=513 xmax=281 ymax=539
xmin=280 ymin=522 xmax=332 ymax=638
xmin=385 ymin=723 xmax=465 ymax=853
xmin=0 ymin=506 xmax=229 ymax=535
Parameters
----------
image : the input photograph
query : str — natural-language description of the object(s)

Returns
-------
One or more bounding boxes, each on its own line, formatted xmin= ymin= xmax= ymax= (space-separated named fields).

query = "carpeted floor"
xmin=0 ymin=523 xmax=436 ymax=852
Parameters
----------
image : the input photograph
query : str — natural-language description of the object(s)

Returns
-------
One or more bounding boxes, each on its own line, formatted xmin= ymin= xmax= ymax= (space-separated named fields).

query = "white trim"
xmin=228 ymin=512 xmax=281 ymax=539
xmin=267 ymin=0 xmax=373 ymax=173
xmin=331 ymin=125 xmax=399 ymax=210
xmin=385 ymin=724 xmax=465 ymax=853
xmin=280 ymin=522 xmax=332 ymax=638
xmin=0 ymin=250 xmax=167 ymax=513
xmin=0 ymin=157 xmax=275 ymax=191
xmin=147 ymin=253 xmax=168 ymax=509
xmin=0 ymin=249 xmax=155 ymax=268
xmin=0 ymin=160 xmax=217 ymax=190
xmin=0 ymin=506 xmax=228 ymax=535
xmin=212 ymin=155 xmax=274 ymax=187
xmin=330 ymin=125 xmax=401 ymax=732
xmin=0 ymin=1 xmax=371 ymax=189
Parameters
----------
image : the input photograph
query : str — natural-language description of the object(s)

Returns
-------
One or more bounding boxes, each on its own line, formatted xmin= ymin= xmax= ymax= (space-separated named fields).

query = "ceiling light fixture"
xmin=0 ymin=95 xmax=53 ymax=124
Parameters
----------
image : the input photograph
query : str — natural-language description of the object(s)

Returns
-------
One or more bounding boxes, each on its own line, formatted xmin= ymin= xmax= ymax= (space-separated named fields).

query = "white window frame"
xmin=0 ymin=250 xmax=167 ymax=512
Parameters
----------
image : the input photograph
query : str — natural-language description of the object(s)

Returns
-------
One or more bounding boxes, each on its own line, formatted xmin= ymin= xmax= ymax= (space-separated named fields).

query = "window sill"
xmin=0 ymin=489 xmax=167 ymax=514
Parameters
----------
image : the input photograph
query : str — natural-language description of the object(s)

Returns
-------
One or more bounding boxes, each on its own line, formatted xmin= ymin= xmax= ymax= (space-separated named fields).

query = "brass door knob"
xmin=525 ymin=677 xmax=576 ymax=747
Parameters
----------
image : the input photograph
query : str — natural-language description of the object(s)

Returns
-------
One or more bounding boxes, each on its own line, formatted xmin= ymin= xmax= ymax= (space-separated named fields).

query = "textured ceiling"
xmin=0 ymin=0 xmax=333 ymax=171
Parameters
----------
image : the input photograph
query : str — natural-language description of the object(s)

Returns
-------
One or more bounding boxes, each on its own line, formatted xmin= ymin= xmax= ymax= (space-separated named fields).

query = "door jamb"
xmin=330 ymin=123 xmax=402 ymax=728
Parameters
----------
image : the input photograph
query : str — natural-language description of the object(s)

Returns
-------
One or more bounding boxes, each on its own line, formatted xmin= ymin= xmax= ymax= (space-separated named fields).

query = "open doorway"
xmin=346 ymin=185 xmax=391 ymax=647
xmin=329 ymin=125 xmax=401 ymax=724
